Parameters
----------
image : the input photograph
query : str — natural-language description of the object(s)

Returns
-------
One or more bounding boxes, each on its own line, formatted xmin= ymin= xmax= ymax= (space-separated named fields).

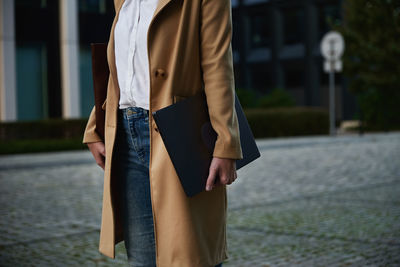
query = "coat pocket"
xmin=173 ymin=95 xmax=188 ymax=104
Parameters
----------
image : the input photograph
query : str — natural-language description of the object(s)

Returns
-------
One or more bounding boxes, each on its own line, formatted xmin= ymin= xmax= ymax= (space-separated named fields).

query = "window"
xmin=285 ymin=69 xmax=304 ymax=89
xmin=232 ymin=13 xmax=241 ymax=51
xmin=250 ymin=14 xmax=271 ymax=48
xmin=250 ymin=63 xmax=273 ymax=92
xmin=78 ymin=0 xmax=114 ymax=116
xmin=16 ymin=0 xmax=47 ymax=8
xmin=15 ymin=0 xmax=61 ymax=119
xmin=79 ymin=0 xmax=107 ymax=14
xmin=283 ymin=62 xmax=304 ymax=89
xmin=282 ymin=7 xmax=305 ymax=45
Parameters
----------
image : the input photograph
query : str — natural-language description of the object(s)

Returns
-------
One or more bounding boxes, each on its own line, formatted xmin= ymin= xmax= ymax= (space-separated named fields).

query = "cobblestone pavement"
xmin=0 ymin=132 xmax=399 ymax=266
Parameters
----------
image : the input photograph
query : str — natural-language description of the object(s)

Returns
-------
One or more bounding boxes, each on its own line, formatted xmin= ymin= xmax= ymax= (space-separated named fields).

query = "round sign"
xmin=320 ymin=31 xmax=345 ymax=61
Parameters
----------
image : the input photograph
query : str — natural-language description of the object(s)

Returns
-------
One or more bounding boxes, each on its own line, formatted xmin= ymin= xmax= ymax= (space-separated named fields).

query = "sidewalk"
xmin=0 ymin=132 xmax=399 ymax=266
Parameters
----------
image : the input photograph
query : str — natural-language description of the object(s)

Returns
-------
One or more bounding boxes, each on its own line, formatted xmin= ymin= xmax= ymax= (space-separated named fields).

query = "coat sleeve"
xmin=82 ymin=105 xmax=103 ymax=144
xmin=200 ymin=0 xmax=243 ymax=160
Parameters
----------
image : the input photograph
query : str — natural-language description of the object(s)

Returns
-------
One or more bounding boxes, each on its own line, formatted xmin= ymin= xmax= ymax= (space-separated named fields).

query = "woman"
xmin=83 ymin=0 xmax=243 ymax=266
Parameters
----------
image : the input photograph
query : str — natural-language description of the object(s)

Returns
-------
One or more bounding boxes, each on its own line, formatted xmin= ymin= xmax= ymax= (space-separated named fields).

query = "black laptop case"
xmin=152 ymin=90 xmax=260 ymax=197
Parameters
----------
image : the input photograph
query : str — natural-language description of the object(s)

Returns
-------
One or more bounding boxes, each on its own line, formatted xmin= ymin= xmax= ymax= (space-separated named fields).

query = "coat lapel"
xmin=108 ymin=0 xmax=174 ymax=100
xmin=152 ymin=0 xmax=174 ymax=22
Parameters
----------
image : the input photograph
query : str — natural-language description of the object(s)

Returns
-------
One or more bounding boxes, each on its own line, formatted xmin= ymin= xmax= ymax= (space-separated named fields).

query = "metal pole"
xmin=329 ymin=63 xmax=335 ymax=136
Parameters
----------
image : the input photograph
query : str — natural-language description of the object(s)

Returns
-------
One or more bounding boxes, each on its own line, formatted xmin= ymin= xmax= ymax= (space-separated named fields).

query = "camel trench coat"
xmin=83 ymin=0 xmax=243 ymax=266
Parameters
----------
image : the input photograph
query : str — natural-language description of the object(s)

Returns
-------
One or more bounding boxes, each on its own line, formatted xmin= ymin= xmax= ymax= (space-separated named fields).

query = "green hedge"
xmin=244 ymin=107 xmax=329 ymax=138
xmin=0 ymin=107 xmax=329 ymax=154
xmin=0 ymin=119 xmax=88 ymax=154
xmin=0 ymin=119 xmax=87 ymax=141
xmin=0 ymin=139 xmax=86 ymax=154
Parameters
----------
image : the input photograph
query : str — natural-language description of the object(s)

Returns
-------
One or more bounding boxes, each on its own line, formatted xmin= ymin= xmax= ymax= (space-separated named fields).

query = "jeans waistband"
xmin=118 ymin=106 xmax=149 ymax=119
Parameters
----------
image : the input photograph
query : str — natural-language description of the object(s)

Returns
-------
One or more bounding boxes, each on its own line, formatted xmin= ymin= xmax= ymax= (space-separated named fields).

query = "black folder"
xmin=152 ymin=90 xmax=260 ymax=197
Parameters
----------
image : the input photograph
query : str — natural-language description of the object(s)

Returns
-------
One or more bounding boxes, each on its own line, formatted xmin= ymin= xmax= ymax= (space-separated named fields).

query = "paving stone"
xmin=0 ymin=132 xmax=399 ymax=266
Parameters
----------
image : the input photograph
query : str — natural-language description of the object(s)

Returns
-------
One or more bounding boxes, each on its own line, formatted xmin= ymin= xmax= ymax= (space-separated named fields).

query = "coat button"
xmin=152 ymin=120 xmax=159 ymax=132
xmin=155 ymin=68 xmax=167 ymax=78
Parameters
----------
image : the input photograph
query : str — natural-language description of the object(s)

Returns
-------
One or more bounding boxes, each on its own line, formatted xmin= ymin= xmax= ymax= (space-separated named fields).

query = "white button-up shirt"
xmin=114 ymin=0 xmax=159 ymax=110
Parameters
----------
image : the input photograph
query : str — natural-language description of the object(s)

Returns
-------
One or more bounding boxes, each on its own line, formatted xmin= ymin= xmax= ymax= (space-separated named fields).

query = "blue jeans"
xmin=114 ymin=106 xmax=223 ymax=267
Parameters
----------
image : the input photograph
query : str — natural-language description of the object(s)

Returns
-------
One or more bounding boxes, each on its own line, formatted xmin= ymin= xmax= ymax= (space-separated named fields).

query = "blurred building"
xmin=0 ymin=0 xmax=113 ymax=121
xmin=231 ymin=0 xmax=356 ymax=121
xmin=0 ymin=0 xmax=356 ymax=122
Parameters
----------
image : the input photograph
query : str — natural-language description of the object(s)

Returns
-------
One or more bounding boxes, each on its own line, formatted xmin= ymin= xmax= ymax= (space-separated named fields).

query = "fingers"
xmin=217 ymin=161 xmax=236 ymax=185
xmin=220 ymin=170 xmax=236 ymax=185
xmin=219 ymin=172 xmax=231 ymax=185
xmin=206 ymin=158 xmax=238 ymax=192
xmin=99 ymin=144 xmax=106 ymax=157
xmin=96 ymin=155 xmax=105 ymax=170
xmin=93 ymin=147 xmax=105 ymax=170
xmin=87 ymin=142 xmax=106 ymax=170
xmin=206 ymin=167 xmax=218 ymax=191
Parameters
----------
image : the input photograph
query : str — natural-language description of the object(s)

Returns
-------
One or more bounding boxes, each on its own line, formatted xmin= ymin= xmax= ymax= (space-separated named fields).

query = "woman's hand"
xmin=87 ymin=141 xmax=106 ymax=170
xmin=205 ymin=157 xmax=237 ymax=191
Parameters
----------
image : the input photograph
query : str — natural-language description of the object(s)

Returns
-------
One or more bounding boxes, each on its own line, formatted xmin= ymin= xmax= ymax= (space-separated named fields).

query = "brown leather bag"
xmin=90 ymin=43 xmax=109 ymax=141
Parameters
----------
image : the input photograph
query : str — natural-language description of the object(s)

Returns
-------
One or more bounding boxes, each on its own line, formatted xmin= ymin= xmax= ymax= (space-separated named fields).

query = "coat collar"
xmin=153 ymin=0 xmax=174 ymax=21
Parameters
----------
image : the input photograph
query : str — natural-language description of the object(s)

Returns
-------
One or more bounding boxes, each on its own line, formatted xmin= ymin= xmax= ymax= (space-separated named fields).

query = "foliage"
xmin=244 ymin=107 xmax=329 ymax=138
xmin=0 ymin=119 xmax=88 ymax=154
xmin=357 ymin=88 xmax=400 ymax=130
xmin=236 ymin=88 xmax=295 ymax=109
xmin=257 ymin=88 xmax=295 ymax=108
xmin=333 ymin=0 xmax=400 ymax=129
xmin=0 ymin=139 xmax=86 ymax=155
xmin=0 ymin=119 xmax=87 ymax=140
xmin=235 ymin=88 xmax=258 ymax=108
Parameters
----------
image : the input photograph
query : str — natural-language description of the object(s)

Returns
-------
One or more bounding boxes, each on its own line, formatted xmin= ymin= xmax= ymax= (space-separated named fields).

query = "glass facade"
xmin=79 ymin=0 xmax=107 ymax=14
xmin=250 ymin=14 xmax=271 ymax=48
xmin=15 ymin=0 xmax=60 ymax=120
xmin=16 ymin=43 xmax=48 ymax=120
xmin=231 ymin=0 xmax=354 ymax=119
xmin=231 ymin=12 xmax=241 ymax=53
xmin=15 ymin=0 xmax=48 ymax=9
xmin=8 ymin=0 xmax=354 ymax=121
xmin=283 ymin=7 xmax=305 ymax=45
xmin=78 ymin=0 xmax=114 ymax=117
xmin=249 ymin=63 xmax=273 ymax=92
xmin=13 ymin=0 xmax=115 ymax=120
xmin=283 ymin=62 xmax=305 ymax=89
